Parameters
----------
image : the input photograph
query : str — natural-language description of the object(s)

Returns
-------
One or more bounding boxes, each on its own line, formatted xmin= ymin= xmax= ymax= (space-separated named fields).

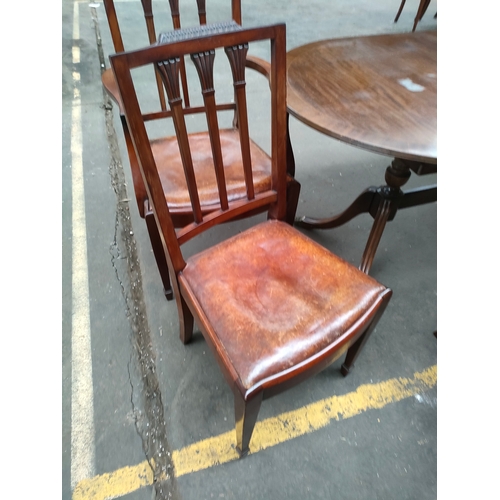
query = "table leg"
xmin=358 ymin=188 xmax=399 ymax=273
xmin=296 ymin=187 xmax=379 ymax=229
xmin=359 ymin=176 xmax=436 ymax=273
xmin=295 ymin=157 xmax=436 ymax=274
xmin=359 ymin=158 xmax=417 ymax=273
xmin=295 ymin=157 xmax=410 ymax=232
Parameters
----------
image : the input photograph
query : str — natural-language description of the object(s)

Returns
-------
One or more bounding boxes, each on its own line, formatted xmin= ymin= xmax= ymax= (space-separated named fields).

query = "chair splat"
xmin=191 ymin=49 xmax=229 ymax=210
xmin=225 ymin=43 xmax=254 ymax=200
xmin=156 ymin=56 xmax=204 ymax=223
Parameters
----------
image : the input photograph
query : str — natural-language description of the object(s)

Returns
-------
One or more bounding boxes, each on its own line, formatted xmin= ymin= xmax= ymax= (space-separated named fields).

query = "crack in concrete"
xmin=90 ymin=6 xmax=178 ymax=499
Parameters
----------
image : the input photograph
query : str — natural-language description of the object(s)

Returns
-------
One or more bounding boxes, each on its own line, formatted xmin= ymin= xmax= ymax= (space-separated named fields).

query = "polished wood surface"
xmin=287 ymin=31 xmax=436 ymax=163
xmin=288 ymin=31 xmax=437 ymax=274
xmin=110 ymin=23 xmax=392 ymax=457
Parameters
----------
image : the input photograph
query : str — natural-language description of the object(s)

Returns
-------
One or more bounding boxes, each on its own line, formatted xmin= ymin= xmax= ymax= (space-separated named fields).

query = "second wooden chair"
xmin=102 ymin=0 xmax=300 ymax=300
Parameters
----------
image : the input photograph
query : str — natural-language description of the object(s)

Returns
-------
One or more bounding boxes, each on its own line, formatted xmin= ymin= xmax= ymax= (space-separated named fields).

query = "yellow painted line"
xmin=73 ymin=365 xmax=436 ymax=499
xmin=173 ymin=364 xmax=437 ymax=475
xmin=73 ymin=462 xmax=154 ymax=500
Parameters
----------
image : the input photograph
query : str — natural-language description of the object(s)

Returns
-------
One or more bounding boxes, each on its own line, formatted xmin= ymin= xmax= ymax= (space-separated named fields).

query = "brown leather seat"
xmin=110 ymin=21 xmax=392 ymax=458
xmin=151 ymin=129 xmax=272 ymax=212
xmin=181 ymin=220 xmax=389 ymax=392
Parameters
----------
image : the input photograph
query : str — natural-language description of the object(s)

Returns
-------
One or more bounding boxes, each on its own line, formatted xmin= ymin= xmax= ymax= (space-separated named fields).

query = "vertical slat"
xmin=225 ymin=43 xmax=254 ymax=200
xmin=156 ymin=57 xmax=203 ymax=223
xmin=228 ymin=0 xmax=243 ymax=132
xmin=168 ymin=0 xmax=191 ymax=108
xmin=196 ymin=0 xmax=207 ymax=24
xmin=140 ymin=0 xmax=167 ymax=111
xmin=231 ymin=0 xmax=242 ymax=25
xmin=168 ymin=0 xmax=181 ymax=28
xmin=103 ymin=0 xmax=125 ymax=52
xmin=140 ymin=0 xmax=155 ymax=41
xmin=191 ymin=50 xmax=229 ymax=210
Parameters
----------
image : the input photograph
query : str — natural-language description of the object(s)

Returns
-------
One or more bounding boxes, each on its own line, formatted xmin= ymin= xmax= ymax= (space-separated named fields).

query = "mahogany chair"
xmin=110 ymin=22 xmax=392 ymax=457
xmin=394 ymin=0 xmax=435 ymax=32
xmin=102 ymin=0 xmax=300 ymax=300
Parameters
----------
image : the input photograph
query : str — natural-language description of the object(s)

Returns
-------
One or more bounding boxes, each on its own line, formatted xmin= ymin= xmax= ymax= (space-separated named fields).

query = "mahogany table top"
xmin=286 ymin=30 xmax=437 ymax=164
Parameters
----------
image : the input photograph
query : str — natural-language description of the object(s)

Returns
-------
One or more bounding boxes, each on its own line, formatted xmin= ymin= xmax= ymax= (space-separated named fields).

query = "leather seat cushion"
xmin=150 ymin=129 xmax=272 ymax=211
xmin=180 ymin=220 xmax=388 ymax=392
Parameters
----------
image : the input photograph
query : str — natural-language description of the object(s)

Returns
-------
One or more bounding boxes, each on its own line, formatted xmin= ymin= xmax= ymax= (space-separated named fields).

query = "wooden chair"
xmin=102 ymin=0 xmax=300 ymax=300
xmin=394 ymin=0 xmax=434 ymax=32
xmin=110 ymin=22 xmax=392 ymax=457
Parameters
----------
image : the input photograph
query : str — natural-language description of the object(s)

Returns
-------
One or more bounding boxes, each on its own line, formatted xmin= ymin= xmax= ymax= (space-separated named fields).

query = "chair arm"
xmin=245 ymin=55 xmax=272 ymax=85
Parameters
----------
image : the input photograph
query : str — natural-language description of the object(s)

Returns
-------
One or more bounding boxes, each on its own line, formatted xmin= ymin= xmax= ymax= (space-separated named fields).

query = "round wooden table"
xmin=287 ymin=31 xmax=437 ymax=273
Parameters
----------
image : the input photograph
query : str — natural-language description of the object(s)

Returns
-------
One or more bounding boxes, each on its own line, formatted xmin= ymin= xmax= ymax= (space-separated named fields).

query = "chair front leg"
xmin=234 ymin=390 xmax=263 ymax=458
xmin=341 ymin=290 xmax=392 ymax=376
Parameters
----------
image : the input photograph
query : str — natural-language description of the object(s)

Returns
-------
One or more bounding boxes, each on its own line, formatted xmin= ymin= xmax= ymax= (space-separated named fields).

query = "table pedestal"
xmin=295 ymin=158 xmax=437 ymax=274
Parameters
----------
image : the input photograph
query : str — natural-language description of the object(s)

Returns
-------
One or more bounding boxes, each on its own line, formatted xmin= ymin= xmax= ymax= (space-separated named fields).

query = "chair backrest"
xmin=110 ymin=23 xmax=287 ymax=275
xmin=103 ymin=0 xmax=242 ymax=109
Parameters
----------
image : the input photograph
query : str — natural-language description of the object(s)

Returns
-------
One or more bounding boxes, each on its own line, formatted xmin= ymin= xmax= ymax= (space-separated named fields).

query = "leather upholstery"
xmin=181 ymin=220 xmax=388 ymax=391
xmin=151 ymin=129 xmax=272 ymax=211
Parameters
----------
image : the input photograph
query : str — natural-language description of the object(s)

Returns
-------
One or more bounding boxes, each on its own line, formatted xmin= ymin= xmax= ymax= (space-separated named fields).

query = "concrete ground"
xmin=62 ymin=1 xmax=439 ymax=499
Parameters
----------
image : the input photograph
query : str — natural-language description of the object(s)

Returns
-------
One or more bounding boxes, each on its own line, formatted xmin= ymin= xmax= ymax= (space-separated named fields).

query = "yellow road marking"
xmin=73 ymin=462 xmax=154 ymax=500
xmin=73 ymin=365 xmax=436 ymax=499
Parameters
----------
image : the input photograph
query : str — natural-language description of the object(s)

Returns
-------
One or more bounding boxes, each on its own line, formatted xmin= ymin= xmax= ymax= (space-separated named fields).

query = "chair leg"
xmin=176 ymin=293 xmax=194 ymax=344
xmin=341 ymin=329 xmax=372 ymax=376
xmin=341 ymin=291 xmax=392 ymax=376
xmin=394 ymin=0 xmax=406 ymax=22
xmin=286 ymin=113 xmax=296 ymax=178
xmin=412 ymin=0 xmax=430 ymax=31
xmin=420 ymin=0 xmax=432 ymax=19
xmin=284 ymin=113 xmax=301 ymax=226
xmin=285 ymin=178 xmax=301 ymax=226
xmin=234 ymin=390 xmax=263 ymax=458
xmin=145 ymin=210 xmax=174 ymax=300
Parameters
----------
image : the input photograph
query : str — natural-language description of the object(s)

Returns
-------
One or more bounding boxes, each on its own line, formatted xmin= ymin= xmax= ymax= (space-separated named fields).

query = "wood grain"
xmin=287 ymin=31 xmax=437 ymax=163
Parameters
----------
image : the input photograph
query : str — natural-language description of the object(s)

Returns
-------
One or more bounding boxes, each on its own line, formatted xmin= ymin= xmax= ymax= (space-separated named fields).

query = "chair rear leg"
xmin=176 ymin=293 xmax=194 ymax=345
xmin=394 ymin=0 xmax=406 ymax=22
xmin=341 ymin=290 xmax=392 ymax=376
xmin=286 ymin=113 xmax=296 ymax=178
xmin=285 ymin=178 xmax=301 ymax=226
xmin=284 ymin=113 xmax=300 ymax=226
xmin=145 ymin=209 xmax=174 ymax=300
xmin=234 ymin=390 xmax=263 ymax=458
xmin=412 ymin=0 xmax=430 ymax=31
